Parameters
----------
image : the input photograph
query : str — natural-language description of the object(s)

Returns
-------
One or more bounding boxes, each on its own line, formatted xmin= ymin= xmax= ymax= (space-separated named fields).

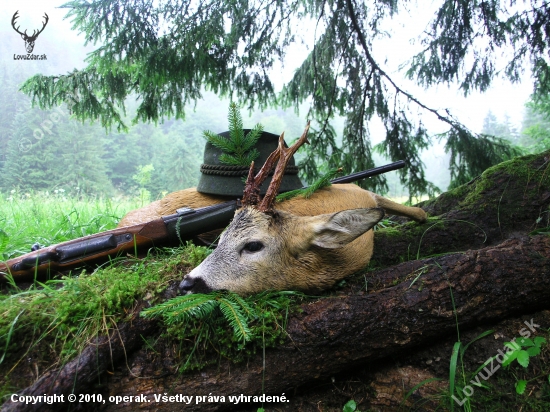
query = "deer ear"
xmin=311 ymin=208 xmax=384 ymax=249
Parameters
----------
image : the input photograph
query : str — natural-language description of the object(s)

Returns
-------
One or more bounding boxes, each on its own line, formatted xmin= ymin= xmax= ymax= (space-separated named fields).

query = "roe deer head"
xmin=179 ymin=123 xmax=390 ymax=295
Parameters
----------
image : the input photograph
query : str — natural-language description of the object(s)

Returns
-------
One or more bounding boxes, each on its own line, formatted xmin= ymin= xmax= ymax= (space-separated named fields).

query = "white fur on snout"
xmin=180 ymin=262 xmax=212 ymax=293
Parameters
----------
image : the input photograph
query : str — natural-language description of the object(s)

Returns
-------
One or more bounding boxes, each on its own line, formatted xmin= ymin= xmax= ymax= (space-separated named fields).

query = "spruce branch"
xmin=141 ymin=294 xmax=218 ymax=325
xmin=141 ymin=291 xmax=255 ymax=343
xmin=202 ymin=103 xmax=264 ymax=167
xmin=276 ymin=167 xmax=342 ymax=202
xmin=344 ymin=0 xmax=466 ymax=132
xmin=218 ymin=297 xmax=252 ymax=343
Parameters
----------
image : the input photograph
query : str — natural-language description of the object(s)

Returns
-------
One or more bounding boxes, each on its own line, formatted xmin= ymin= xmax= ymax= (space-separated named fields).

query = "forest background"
xmin=0 ymin=1 xmax=549 ymax=202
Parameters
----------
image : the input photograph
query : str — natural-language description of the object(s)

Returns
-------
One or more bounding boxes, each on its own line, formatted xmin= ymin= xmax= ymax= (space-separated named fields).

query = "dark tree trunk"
xmin=2 ymin=151 xmax=550 ymax=412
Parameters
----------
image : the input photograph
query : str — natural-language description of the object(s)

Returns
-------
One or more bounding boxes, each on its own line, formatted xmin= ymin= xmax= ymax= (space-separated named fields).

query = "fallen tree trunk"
xmin=372 ymin=150 xmax=550 ymax=268
xmin=4 ymin=234 xmax=549 ymax=412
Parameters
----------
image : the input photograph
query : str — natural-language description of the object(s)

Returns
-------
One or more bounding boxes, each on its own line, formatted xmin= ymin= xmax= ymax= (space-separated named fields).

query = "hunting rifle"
xmin=0 ymin=161 xmax=405 ymax=283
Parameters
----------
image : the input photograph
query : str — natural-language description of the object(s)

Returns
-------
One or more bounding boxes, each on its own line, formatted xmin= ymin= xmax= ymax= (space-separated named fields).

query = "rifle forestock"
xmin=0 ymin=201 xmax=238 ymax=283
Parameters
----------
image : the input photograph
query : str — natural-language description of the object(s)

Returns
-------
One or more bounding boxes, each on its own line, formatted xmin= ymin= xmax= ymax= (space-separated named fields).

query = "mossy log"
xmin=372 ymin=150 xmax=550 ymax=268
xmin=2 ymin=151 xmax=550 ymax=412
xmin=2 ymin=235 xmax=549 ymax=412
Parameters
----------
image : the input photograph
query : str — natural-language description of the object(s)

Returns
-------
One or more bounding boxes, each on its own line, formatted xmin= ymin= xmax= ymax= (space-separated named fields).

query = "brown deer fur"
xmin=121 ymin=184 xmax=426 ymax=295
xmin=119 ymin=125 xmax=427 ymax=295
xmin=117 ymin=184 xmax=427 ymax=227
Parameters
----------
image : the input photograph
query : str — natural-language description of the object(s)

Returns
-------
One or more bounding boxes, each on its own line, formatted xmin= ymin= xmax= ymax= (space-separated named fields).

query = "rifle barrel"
xmin=330 ymin=160 xmax=405 ymax=184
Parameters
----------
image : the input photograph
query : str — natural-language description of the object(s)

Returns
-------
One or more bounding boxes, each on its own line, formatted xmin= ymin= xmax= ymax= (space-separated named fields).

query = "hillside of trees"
xmin=0 ymin=62 xmax=311 ymax=200
xmin=2 ymin=58 xmax=549 ymax=201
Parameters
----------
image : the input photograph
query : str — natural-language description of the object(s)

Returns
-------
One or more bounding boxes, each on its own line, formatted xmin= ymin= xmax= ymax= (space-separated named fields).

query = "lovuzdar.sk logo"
xmin=12 ymin=10 xmax=49 ymax=60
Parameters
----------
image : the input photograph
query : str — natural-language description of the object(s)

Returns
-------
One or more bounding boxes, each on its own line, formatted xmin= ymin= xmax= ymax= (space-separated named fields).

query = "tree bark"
xmin=372 ymin=150 xmax=550 ymax=268
xmin=3 ymin=235 xmax=549 ymax=412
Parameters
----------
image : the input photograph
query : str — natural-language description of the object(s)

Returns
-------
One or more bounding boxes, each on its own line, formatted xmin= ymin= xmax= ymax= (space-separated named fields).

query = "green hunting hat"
xmin=197 ymin=130 xmax=303 ymax=196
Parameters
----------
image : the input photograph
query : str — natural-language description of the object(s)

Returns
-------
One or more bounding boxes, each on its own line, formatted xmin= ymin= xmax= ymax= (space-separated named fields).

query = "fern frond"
xmin=217 ymin=297 xmax=251 ymax=342
xmin=141 ymin=294 xmax=218 ymax=324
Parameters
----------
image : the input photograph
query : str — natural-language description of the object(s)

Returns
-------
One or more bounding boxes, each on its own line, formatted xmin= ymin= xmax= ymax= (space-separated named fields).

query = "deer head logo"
xmin=11 ymin=11 xmax=49 ymax=54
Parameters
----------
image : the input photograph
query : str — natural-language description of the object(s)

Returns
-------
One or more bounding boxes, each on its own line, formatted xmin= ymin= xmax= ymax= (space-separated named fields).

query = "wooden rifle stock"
xmin=0 ymin=201 xmax=238 ymax=283
xmin=0 ymin=161 xmax=405 ymax=284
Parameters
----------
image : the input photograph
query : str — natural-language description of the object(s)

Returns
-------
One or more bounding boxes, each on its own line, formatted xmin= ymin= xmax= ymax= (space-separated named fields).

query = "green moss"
xmin=0 ymin=242 xmax=210 ymax=397
xmin=421 ymin=151 xmax=550 ymax=219
xmin=0 ymin=241 xmax=307 ymax=397
xmin=371 ymin=217 xmax=446 ymax=266
xmin=153 ymin=290 xmax=306 ymax=374
xmin=456 ymin=151 xmax=548 ymax=211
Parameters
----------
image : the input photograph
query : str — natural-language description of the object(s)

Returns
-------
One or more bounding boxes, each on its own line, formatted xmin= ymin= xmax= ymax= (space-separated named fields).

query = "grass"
xmin=0 ymin=191 xmax=306 ymax=405
xmin=0 ymin=240 xmax=204 ymax=404
xmin=0 ymin=190 xmax=142 ymax=259
xmin=0 ymin=191 xmax=156 ymax=402
xmin=2 ymin=180 xmax=549 ymax=410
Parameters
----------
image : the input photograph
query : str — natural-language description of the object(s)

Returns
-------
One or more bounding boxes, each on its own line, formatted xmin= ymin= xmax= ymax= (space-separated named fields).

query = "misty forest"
xmin=1 ymin=1 xmax=550 ymax=411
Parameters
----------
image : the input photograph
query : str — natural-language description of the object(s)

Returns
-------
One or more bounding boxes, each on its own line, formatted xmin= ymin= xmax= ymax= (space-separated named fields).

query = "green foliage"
xmin=203 ymin=103 xmax=263 ymax=166
xmin=448 ymin=330 xmax=495 ymax=411
xmin=482 ymin=111 xmax=521 ymax=145
xmin=143 ymin=291 xmax=255 ymax=343
xmin=275 ymin=167 xmax=341 ymax=202
xmin=406 ymin=0 xmax=550 ymax=97
xmin=142 ymin=290 xmax=304 ymax=373
xmin=0 ymin=230 xmax=8 ymax=259
xmin=443 ymin=129 xmax=522 ymax=189
xmin=521 ymin=95 xmax=550 ymax=153
xmin=19 ymin=0 xmax=537 ymax=197
xmin=132 ymin=164 xmax=155 ymax=204
xmin=0 ymin=191 xmax=141 ymax=258
xmin=0 ymin=252 xmax=176 ymax=370
xmin=502 ymin=336 xmax=547 ymax=396
xmin=343 ymin=399 xmax=361 ymax=412
xmin=447 ymin=329 xmax=550 ymax=409
xmin=0 ymin=240 xmax=211 ymax=396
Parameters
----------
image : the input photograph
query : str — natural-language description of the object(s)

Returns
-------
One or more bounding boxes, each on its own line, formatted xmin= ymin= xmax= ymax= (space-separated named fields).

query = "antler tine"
xmin=241 ymin=139 xmax=282 ymax=206
xmin=36 ymin=13 xmax=49 ymax=36
xmin=11 ymin=11 xmax=25 ymax=36
xmin=258 ymin=121 xmax=310 ymax=212
xmin=29 ymin=13 xmax=49 ymax=39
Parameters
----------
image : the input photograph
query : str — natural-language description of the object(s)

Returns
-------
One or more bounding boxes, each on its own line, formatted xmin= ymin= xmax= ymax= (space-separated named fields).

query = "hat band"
xmin=200 ymin=164 xmax=299 ymax=177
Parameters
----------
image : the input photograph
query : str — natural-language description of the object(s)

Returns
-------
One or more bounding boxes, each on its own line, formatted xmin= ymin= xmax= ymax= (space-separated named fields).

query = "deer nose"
xmin=179 ymin=277 xmax=195 ymax=294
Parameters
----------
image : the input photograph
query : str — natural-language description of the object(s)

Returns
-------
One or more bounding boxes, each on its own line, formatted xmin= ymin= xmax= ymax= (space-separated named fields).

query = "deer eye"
xmin=242 ymin=241 xmax=264 ymax=253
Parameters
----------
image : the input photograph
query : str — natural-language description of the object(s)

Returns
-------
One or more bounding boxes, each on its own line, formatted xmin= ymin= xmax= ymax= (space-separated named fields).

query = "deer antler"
xmin=30 ymin=13 xmax=49 ymax=39
xmin=241 ymin=122 xmax=310 ymax=212
xmin=241 ymin=136 xmax=283 ymax=207
xmin=11 ymin=11 xmax=26 ymax=37
xmin=11 ymin=11 xmax=49 ymax=40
